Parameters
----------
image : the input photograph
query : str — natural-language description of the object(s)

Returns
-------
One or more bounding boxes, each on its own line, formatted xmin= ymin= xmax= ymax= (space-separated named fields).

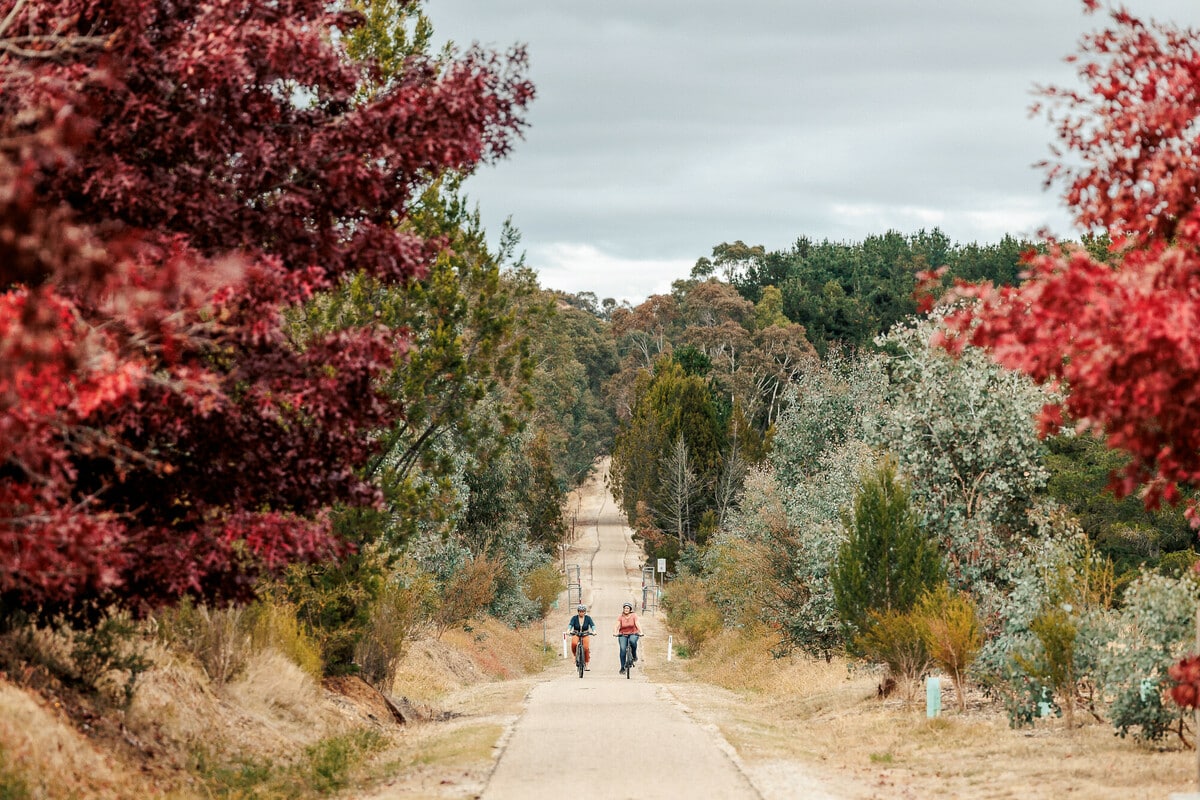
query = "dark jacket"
xmin=568 ymin=614 xmax=595 ymax=634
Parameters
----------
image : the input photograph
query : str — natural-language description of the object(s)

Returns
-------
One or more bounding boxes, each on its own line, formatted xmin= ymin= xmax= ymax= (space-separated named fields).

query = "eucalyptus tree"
xmin=871 ymin=312 xmax=1053 ymax=608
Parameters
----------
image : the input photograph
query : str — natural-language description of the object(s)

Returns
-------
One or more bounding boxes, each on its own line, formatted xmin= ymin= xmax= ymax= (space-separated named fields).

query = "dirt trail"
xmin=479 ymin=459 xmax=843 ymax=800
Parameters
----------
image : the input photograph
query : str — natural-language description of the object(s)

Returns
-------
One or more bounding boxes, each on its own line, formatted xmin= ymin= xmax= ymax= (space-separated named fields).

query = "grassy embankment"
xmin=0 ymin=617 xmax=553 ymax=799
xmin=659 ymin=625 xmax=1197 ymax=800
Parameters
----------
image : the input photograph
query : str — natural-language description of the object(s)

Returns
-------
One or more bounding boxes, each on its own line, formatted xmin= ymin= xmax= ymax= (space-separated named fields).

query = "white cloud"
xmin=529 ymin=243 xmax=689 ymax=305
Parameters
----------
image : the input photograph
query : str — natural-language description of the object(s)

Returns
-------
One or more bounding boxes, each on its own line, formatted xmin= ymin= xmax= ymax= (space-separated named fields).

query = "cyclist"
xmin=614 ymin=601 xmax=643 ymax=674
xmin=568 ymin=604 xmax=595 ymax=670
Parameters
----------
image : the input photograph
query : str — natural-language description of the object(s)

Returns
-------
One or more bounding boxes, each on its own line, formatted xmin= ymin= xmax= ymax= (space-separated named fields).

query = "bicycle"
xmin=616 ymin=633 xmax=642 ymax=679
xmin=571 ymin=630 xmax=594 ymax=678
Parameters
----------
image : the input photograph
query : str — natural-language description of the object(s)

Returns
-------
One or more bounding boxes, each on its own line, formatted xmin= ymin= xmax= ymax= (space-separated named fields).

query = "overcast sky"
xmin=429 ymin=1 xmax=1198 ymax=305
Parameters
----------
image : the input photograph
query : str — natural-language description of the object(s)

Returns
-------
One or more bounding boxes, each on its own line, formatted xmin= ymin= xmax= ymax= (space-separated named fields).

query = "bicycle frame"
xmin=572 ymin=630 xmax=593 ymax=678
xmin=617 ymin=633 xmax=640 ymax=679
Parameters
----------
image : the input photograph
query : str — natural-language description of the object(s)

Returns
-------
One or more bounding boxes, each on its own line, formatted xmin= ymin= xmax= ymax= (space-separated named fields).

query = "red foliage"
xmin=942 ymin=2 xmax=1200 ymax=520
xmin=1168 ymin=655 xmax=1200 ymax=710
xmin=0 ymin=0 xmax=532 ymax=617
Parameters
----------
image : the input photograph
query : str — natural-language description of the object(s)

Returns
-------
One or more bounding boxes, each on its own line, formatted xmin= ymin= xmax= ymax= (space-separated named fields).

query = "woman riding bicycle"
xmin=568 ymin=604 xmax=595 ymax=670
xmin=614 ymin=602 xmax=643 ymax=674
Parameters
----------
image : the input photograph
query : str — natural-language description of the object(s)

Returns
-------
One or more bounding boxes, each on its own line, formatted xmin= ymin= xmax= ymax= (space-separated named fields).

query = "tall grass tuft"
xmin=155 ymin=600 xmax=249 ymax=684
xmin=248 ymin=599 xmax=323 ymax=681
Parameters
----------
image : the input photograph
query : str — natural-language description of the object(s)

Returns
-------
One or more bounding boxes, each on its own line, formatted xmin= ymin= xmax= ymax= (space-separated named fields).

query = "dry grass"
xmin=355 ymin=621 xmax=552 ymax=800
xmin=390 ymin=617 xmax=554 ymax=701
xmin=0 ymin=680 xmax=142 ymax=799
xmin=663 ymin=627 xmax=1199 ymax=799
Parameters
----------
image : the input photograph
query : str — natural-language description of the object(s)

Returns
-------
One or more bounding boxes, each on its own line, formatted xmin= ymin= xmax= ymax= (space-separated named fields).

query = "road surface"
xmin=481 ymin=463 xmax=838 ymax=800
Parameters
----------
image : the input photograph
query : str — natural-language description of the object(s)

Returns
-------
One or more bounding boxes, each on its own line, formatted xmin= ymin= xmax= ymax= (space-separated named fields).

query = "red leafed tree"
xmin=0 ymin=0 xmax=532 ymax=619
xmin=939 ymin=2 xmax=1200 ymax=519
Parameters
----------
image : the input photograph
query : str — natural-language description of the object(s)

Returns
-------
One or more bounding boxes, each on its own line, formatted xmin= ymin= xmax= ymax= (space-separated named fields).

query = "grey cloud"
xmin=432 ymin=0 xmax=1198 ymax=298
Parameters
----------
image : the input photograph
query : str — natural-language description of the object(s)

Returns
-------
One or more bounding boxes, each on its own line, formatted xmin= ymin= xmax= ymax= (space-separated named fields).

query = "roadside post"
xmin=926 ymin=676 xmax=941 ymax=718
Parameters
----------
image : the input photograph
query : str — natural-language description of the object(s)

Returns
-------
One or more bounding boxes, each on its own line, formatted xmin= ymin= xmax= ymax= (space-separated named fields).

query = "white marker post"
xmin=667 ymin=634 xmax=673 ymax=662
xmin=926 ymin=676 xmax=941 ymax=718
xmin=562 ymin=632 xmax=568 ymax=659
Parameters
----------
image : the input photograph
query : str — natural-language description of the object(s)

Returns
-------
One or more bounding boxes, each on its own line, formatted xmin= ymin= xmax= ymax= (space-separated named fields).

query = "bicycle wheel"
xmin=576 ymin=640 xmax=585 ymax=678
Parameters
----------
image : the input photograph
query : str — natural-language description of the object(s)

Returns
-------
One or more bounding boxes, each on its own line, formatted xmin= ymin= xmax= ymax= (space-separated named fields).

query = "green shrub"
xmin=832 ymin=457 xmax=943 ymax=639
xmin=972 ymin=515 xmax=1116 ymax=728
xmin=661 ymin=575 xmax=722 ymax=653
xmin=1157 ymin=549 xmax=1199 ymax=577
xmin=50 ymin=611 xmax=149 ymax=706
xmin=0 ymin=611 xmax=150 ymax=708
xmin=523 ymin=564 xmax=567 ymax=619
xmin=917 ymin=585 xmax=982 ymax=713
xmin=1096 ymin=572 xmax=1200 ymax=741
xmin=854 ymin=609 xmax=930 ymax=703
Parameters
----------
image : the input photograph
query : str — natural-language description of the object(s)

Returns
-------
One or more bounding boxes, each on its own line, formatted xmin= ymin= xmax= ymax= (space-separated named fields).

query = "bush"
xmin=973 ymin=514 xmax=1115 ymax=728
xmin=156 ymin=600 xmax=250 ymax=685
xmin=702 ymin=531 xmax=773 ymax=627
xmin=354 ymin=572 xmax=435 ymax=689
xmin=917 ymin=585 xmax=982 ymax=713
xmin=661 ymin=575 xmax=723 ymax=653
xmin=1096 ymin=572 xmax=1200 ymax=741
xmin=248 ymin=599 xmax=324 ymax=680
xmin=1016 ymin=606 xmax=1079 ymax=727
xmin=832 ymin=458 xmax=943 ymax=639
xmin=433 ymin=556 xmax=500 ymax=637
xmin=854 ymin=609 xmax=930 ymax=703
xmin=1157 ymin=549 xmax=1199 ymax=577
xmin=278 ymin=548 xmax=388 ymax=675
xmin=523 ymin=564 xmax=567 ymax=620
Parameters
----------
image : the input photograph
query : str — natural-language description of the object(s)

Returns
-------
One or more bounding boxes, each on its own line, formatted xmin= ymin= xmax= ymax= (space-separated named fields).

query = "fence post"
xmin=667 ymin=634 xmax=673 ymax=661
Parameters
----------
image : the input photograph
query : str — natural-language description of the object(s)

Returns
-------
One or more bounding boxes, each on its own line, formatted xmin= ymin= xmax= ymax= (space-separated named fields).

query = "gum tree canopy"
xmin=939 ymin=1 xmax=1200 ymax=520
xmin=0 ymin=0 xmax=532 ymax=618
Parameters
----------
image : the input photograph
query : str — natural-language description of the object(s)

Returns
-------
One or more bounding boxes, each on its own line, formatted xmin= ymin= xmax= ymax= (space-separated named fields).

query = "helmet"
xmin=576 ymin=604 xmax=587 ymax=611
xmin=622 ymin=602 xmax=633 ymax=611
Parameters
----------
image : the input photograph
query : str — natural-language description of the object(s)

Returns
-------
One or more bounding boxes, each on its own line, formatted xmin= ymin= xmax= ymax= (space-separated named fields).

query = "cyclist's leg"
xmin=629 ymin=633 xmax=639 ymax=662
xmin=618 ymin=634 xmax=628 ymax=671
xmin=582 ymin=635 xmax=591 ymax=665
xmin=571 ymin=634 xmax=580 ymax=660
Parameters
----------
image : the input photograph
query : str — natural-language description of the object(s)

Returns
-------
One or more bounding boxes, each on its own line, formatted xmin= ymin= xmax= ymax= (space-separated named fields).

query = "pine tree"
xmin=831 ymin=458 xmax=943 ymax=637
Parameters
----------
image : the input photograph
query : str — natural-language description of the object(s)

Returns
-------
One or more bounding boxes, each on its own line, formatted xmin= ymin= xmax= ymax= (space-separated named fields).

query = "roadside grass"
xmin=667 ymin=626 xmax=1198 ymax=800
xmin=190 ymin=729 xmax=386 ymax=799
xmin=0 ymin=749 xmax=31 ymax=800
xmin=0 ymin=680 xmax=139 ymax=799
xmin=0 ymin=610 xmax=554 ymax=800
xmin=391 ymin=617 xmax=555 ymax=701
